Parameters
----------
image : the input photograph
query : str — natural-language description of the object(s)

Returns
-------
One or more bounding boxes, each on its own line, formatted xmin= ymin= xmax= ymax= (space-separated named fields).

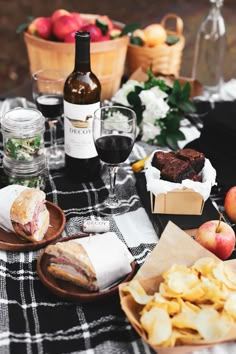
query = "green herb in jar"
xmin=5 ymin=136 xmax=42 ymax=161
xmin=8 ymin=175 xmax=45 ymax=189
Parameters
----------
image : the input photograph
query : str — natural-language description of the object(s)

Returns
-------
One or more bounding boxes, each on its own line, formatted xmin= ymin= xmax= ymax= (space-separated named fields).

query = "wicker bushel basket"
xmin=126 ymin=14 xmax=185 ymax=77
xmin=24 ymin=15 xmax=129 ymax=100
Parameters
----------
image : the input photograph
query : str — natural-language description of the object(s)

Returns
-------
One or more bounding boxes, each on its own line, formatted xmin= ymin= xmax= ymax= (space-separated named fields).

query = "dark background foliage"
xmin=0 ymin=0 xmax=236 ymax=95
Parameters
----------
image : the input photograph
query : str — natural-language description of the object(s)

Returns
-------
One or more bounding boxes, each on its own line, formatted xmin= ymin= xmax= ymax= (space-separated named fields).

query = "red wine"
xmin=36 ymin=94 xmax=63 ymax=119
xmin=63 ymin=31 xmax=101 ymax=182
xmin=95 ymin=135 xmax=134 ymax=164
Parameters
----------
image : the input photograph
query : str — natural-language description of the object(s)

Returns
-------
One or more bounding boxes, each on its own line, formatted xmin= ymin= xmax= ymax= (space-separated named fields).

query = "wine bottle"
xmin=63 ymin=31 xmax=101 ymax=182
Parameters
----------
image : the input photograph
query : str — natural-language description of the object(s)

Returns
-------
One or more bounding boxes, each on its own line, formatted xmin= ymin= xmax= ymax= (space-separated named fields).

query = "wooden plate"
xmin=0 ymin=201 xmax=66 ymax=252
xmin=37 ymin=234 xmax=136 ymax=303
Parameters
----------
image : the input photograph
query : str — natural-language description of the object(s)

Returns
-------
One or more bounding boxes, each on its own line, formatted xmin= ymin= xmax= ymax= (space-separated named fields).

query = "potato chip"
xmin=172 ymin=299 xmax=199 ymax=330
xmin=213 ymin=262 xmax=236 ymax=290
xmin=180 ymin=282 xmax=205 ymax=303
xmin=141 ymin=293 xmax=180 ymax=316
xmin=140 ymin=307 xmax=172 ymax=346
xmin=159 ymin=282 xmax=181 ymax=298
xmin=183 ymin=276 xmax=224 ymax=304
xmin=192 ymin=257 xmax=217 ymax=277
xmin=169 ymin=328 xmax=201 ymax=346
xmin=122 ymin=279 xmax=153 ymax=304
xmin=193 ymin=307 xmax=233 ymax=341
xmin=163 ymin=264 xmax=200 ymax=294
xmin=153 ymin=293 xmax=180 ymax=315
xmin=224 ymin=293 xmax=236 ymax=319
xmin=123 ymin=257 xmax=236 ymax=348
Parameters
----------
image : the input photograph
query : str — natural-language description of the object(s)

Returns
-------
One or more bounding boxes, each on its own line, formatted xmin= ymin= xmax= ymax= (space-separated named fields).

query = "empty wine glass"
xmin=32 ymin=69 xmax=66 ymax=169
xmin=93 ymin=105 xmax=136 ymax=215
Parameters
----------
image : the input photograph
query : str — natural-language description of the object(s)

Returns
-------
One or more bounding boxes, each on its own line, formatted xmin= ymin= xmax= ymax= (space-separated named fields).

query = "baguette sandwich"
xmin=10 ymin=188 xmax=49 ymax=242
xmin=45 ymin=232 xmax=134 ymax=292
xmin=45 ymin=241 xmax=99 ymax=291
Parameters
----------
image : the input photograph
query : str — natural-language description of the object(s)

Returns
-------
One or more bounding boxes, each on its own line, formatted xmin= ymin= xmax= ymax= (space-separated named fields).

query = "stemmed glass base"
xmin=97 ymin=165 xmax=130 ymax=216
xmin=99 ymin=198 xmax=130 ymax=216
xmin=46 ymin=145 xmax=65 ymax=170
xmin=46 ymin=119 xmax=65 ymax=170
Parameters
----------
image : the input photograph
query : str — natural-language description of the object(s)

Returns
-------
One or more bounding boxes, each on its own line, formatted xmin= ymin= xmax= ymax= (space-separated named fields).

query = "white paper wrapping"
xmin=74 ymin=232 xmax=134 ymax=291
xmin=0 ymin=185 xmax=29 ymax=232
xmin=145 ymin=150 xmax=217 ymax=201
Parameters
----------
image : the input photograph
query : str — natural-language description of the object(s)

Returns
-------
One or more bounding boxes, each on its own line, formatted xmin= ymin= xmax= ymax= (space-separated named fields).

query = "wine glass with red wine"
xmin=32 ymin=69 xmax=66 ymax=170
xmin=93 ymin=105 xmax=136 ymax=215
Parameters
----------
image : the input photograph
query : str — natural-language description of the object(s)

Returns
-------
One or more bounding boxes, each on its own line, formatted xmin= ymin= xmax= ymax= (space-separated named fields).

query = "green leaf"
xmin=127 ymin=91 xmax=142 ymax=107
xmin=6 ymin=139 xmax=17 ymax=159
xmin=181 ymin=82 xmax=191 ymax=101
xmin=16 ymin=16 xmax=35 ymax=34
xmin=95 ymin=18 xmax=109 ymax=35
xmin=27 ymin=16 xmax=35 ymax=22
xmin=165 ymin=117 xmax=180 ymax=133
xmin=144 ymin=67 xmax=168 ymax=91
xmin=166 ymin=134 xmax=179 ymax=150
xmin=130 ymin=36 xmax=144 ymax=46
xmin=167 ymin=93 xmax=177 ymax=106
xmin=16 ymin=23 xmax=29 ymax=34
xmin=156 ymin=134 xmax=167 ymax=147
xmin=32 ymin=135 xmax=41 ymax=149
xmin=172 ymin=80 xmax=182 ymax=96
xmin=166 ymin=35 xmax=179 ymax=45
xmin=177 ymin=101 xmax=196 ymax=113
xmin=134 ymin=86 xmax=143 ymax=94
xmin=175 ymin=130 xmax=186 ymax=140
xmin=136 ymin=110 xmax=144 ymax=126
xmin=120 ymin=23 xmax=140 ymax=37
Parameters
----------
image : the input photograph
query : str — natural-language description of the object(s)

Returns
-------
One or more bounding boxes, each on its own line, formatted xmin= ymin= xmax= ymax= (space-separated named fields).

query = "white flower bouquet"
xmin=112 ymin=68 xmax=196 ymax=150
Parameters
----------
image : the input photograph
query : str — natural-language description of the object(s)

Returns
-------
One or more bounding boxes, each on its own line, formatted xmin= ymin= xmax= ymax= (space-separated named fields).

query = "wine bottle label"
xmin=64 ymin=101 xmax=100 ymax=159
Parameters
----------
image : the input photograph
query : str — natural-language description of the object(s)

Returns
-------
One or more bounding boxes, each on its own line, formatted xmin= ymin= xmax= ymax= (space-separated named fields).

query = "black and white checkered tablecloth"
xmin=0 ymin=98 xmax=235 ymax=354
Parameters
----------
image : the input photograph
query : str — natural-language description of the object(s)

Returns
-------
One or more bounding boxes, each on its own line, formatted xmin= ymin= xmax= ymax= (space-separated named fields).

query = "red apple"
xmin=52 ymin=15 xmax=80 ymax=40
xmin=28 ymin=17 xmax=52 ymax=39
xmin=224 ymin=186 xmax=236 ymax=223
xmin=70 ymin=12 xmax=88 ymax=28
xmin=64 ymin=31 xmax=76 ymax=43
xmin=80 ymin=24 xmax=103 ymax=42
xmin=195 ymin=217 xmax=235 ymax=260
xmin=99 ymin=34 xmax=110 ymax=42
xmin=51 ymin=9 xmax=70 ymax=24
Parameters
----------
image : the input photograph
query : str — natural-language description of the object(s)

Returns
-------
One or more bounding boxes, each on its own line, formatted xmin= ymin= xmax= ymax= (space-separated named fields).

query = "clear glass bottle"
xmin=192 ymin=0 xmax=226 ymax=99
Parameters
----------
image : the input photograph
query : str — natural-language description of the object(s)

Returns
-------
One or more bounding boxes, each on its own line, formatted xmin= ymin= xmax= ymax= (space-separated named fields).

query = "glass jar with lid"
xmin=1 ymin=107 xmax=46 ymax=167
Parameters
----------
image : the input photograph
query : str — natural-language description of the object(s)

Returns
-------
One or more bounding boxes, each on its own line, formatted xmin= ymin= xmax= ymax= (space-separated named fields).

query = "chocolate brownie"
xmin=190 ymin=174 xmax=202 ymax=182
xmin=152 ymin=151 xmax=176 ymax=170
xmin=176 ymin=148 xmax=205 ymax=173
xmin=161 ymin=158 xmax=196 ymax=183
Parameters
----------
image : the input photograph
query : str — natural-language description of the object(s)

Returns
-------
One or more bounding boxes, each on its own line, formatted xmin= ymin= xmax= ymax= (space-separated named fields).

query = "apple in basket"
xmin=80 ymin=24 xmax=103 ymax=42
xmin=51 ymin=9 xmax=70 ymax=23
xmin=52 ymin=15 xmax=80 ymax=40
xmin=28 ymin=17 xmax=52 ymax=39
xmin=71 ymin=12 xmax=89 ymax=27
xmin=224 ymin=186 xmax=236 ymax=223
xmin=195 ymin=214 xmax=235 ymax=260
